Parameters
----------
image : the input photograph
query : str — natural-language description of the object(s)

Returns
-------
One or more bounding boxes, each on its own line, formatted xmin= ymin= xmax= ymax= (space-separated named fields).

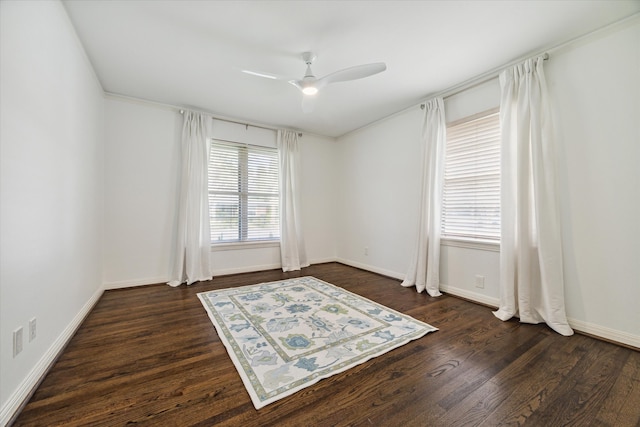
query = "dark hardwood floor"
xmin=13 ymin=263 xmax=640 ymax=426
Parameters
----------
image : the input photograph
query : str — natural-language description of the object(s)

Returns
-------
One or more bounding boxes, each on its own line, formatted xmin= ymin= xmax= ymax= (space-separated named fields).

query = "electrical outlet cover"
xmin=13 ymin=327 xmax=23 ymax=357
xmin=29 ymin=318 xmax=37 ymax=342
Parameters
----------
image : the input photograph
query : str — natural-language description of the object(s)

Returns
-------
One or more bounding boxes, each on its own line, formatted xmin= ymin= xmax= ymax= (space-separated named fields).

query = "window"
xmin=442 ymin=109 xmax=500 ymax=242
xmin=208 ymin=140 xmax=279 ymax=244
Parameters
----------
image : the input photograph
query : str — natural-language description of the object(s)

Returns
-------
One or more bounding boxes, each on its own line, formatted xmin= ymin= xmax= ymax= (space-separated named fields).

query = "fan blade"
xmin=301 ymin=95 xmax=316 ymax=114
xmin=241 ymin=69 xmax=293 ymax=81
xmin=288 ymin=80 xmax=303 ymax=91
xmin=317 ymin=62 xmax=386 ymax=88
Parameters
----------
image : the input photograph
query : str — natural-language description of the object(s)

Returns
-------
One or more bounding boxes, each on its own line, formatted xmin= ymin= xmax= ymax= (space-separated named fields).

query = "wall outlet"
xmin=29 ymin=318 xmax=37 ymax=342
xmin=364 ymin=247 xmax=369 ymax=256
xmin=475 ymin=275 xmax=485 ymax=289
xmin=13 ymin=327 xmax=23 ymax=357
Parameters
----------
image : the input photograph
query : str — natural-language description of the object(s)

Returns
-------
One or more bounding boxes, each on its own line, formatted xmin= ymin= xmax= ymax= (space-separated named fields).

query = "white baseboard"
xmin=103 ymin=276 xmax=169 ymax=289
xmin=212 ymin=263 xmax=282 ymax=277
xmin=439 ymin=283 xmax=500 ymax=308
xmin=102 ymin=259 xmax=339 ymax=289
xmin=335 ymin=258 xmax=404 ymax=281
xmin=307 ymin=257 xmax=339 ymax=266
xmin=211 ymin=257 xmax=342 ymax=277
xmin=0 ymin=285 xmax=104 ymax=427
xmin=568 ymin=317 xmax=640 ymax=349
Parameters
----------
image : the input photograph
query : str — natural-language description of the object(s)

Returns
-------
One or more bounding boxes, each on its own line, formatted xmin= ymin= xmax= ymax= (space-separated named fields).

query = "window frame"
xmin=208 ymin=139 xmax=280 ymax=247
xmin=441 ymin=108 xmax=501 ymax=251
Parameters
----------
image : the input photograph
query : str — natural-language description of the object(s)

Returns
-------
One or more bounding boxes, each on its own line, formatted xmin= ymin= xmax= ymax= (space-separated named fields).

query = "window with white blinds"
xmin=442 ymin=109 xmax=500 ymax=242
xmin=208 ymin=140 xmax=280 ymax=243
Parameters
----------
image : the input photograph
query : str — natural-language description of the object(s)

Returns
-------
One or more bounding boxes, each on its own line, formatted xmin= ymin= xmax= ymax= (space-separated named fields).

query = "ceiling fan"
xmin=242 ymin=52 xmax=386 ymax=113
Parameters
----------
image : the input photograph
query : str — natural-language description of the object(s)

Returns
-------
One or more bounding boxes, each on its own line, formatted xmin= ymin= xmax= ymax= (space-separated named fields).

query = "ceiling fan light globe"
xmin=302 ymin=86 xmax=318 ymax=95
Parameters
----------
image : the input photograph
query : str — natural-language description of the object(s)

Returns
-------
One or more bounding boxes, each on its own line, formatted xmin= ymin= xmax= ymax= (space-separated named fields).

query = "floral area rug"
xmin=197 ymin=276 xmax=437 ymax=409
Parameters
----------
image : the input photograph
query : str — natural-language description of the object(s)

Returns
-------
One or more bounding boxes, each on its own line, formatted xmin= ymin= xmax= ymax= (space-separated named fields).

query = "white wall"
xmin=103 ymin=97 xmax=338 ymax=285
xmin=336 ymin=108 xmax=424 ymax=278
xmin=103 ymin=97 xmax=182 ymax=287
xmin=547 ymin=17 xmax=640 ymax=343
xmin=336 ymin=18 xmax=640 ymax=347
xmin=297 ymin=133 xmax=339 ymax=265
xmin=0 ymin=1 xmax=105 ymax=422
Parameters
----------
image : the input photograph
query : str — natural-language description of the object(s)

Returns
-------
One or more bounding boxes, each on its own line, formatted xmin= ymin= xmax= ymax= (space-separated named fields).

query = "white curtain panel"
xmin=401 ymin=98 xmax=446 ymax=296
xmin=168 ymin=111 xmax=213 ymax=287
xmin=277 ymin=130 xmax=309 ymax=272
xmin=493 ymin=57 xmax=573 ymax=336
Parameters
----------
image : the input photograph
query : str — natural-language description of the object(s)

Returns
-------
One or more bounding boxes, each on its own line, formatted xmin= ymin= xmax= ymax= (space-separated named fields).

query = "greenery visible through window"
xmin=208 ymin=140 xmax=279 ymax=243
xmin=442 ymin=109 xmax=501 ymax=242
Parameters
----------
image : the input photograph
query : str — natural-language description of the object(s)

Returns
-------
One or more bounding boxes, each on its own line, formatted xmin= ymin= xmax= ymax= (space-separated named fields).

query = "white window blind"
xmin=442 ymin=109 xmax=500 ymax=242
xmin=208 ymin=140 xmax=280 ymax=243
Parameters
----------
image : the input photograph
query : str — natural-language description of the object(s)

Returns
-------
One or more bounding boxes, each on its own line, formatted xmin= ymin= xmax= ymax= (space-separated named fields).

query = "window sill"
xmin=441 ymin=237 xmax=500 ymax=252
xmin=211 ymin=240 xmax=280 ymax=252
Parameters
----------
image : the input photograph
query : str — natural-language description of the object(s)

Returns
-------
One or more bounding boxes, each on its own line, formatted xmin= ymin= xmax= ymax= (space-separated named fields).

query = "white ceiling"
xmin=63 ymin=1 xmax=639 ymax=138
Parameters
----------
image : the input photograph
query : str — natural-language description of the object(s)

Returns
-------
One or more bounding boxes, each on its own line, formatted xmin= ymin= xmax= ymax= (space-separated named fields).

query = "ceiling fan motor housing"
xmin=301 ymin=51 xmax=317 ymax=65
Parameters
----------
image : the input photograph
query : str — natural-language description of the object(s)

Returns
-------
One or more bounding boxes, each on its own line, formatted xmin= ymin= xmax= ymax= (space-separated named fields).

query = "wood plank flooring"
xmin=12 ymin=263 xmax=640 ymax=426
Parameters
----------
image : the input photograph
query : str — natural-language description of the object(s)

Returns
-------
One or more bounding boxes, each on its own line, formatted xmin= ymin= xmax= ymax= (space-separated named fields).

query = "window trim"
xmin=209 ymin=139 xmax=280 ymax=246
xmin=442 ymin=107 xmax=501 ymax=244
xmin=210 ymin=240 xmax=280 ymax=251
xmin=445 ymin=107 xmax=499 ymax=128
xmin=441 ymin=237 xmax=500 ymax=252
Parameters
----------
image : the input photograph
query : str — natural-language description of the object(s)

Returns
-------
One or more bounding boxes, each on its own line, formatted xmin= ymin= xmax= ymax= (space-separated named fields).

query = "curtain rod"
xmin=104 ymin=92 xmax=302 ymax=136
xmin=445 ymin=52 xmax=548 ymax=100
xmin=419 ymin=53 xmax=549 ymax=110
xmin=417 ymin=12 xmax=639 ymax=110
xmin=178 ymin=108 xmax=275 ymax=132
xmin=178 ymin=109 xmax=304 ymax=137
xmin=178 ymin=110 xmax=304 ymax=138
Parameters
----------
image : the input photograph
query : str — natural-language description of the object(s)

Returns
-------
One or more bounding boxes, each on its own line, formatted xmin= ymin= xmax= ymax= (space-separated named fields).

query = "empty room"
xmin=1 ymin=1 xmax=639 ymax=425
